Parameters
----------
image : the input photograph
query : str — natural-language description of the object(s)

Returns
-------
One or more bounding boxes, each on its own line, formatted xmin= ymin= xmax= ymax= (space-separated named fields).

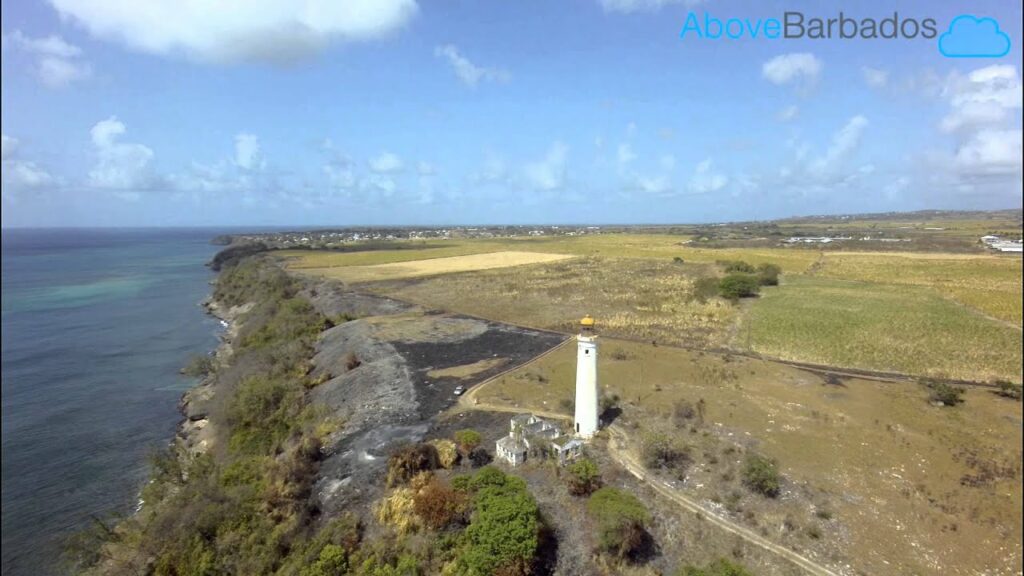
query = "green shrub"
xmin=182 ymin=354 xmax=215 ymax=378
xmin=741 ymin=454 xmax=781 ymax=497
xmin=718 ymin=274 xmax=761 ymax=300
xmin=641 ymin=432 xmax=690 ymax=472
xmin=756 ymin=263 xmax=781 ymax=286
xmin=717 ymin=260 xmax=756 ymax=274
xmin=454 ymin=429 xmax=483 ymax=457
xmin=922 ymin=379 xmax=965 ymax=406
xmin=566 ymin=458 xmax=602 ymax=496
xmin=587 ymin=487 xmax=650 ymax=560
xmin=994 ymin=380 xmax=1022 ymax=401
xmin=692 ymin=276 xmax=721 ymax=303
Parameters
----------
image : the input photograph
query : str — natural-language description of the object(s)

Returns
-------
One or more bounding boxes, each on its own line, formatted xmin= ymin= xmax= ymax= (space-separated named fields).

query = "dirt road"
xmin=459 ymin=344 xmax=843 ymax=576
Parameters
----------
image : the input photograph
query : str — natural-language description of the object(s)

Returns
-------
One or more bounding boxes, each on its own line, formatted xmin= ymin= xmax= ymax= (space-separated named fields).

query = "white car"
xmin=453 ymin=385 xmax=466 ymax=396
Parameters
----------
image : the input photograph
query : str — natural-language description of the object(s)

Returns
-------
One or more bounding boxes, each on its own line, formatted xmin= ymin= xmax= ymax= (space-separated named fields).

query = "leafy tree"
xmin=742 ymin=454 xmax=781 ymax=497
xmin=458 ymin=468 xmax=540 ymax=575
xmin=454 ymin=429 xmax=483 ymax=458
xmin=717 ymin=274 xmax=761 ymax=300
xmin=692 ymin=276 xmax=721 ymax=303
xmin=565 ymin=458 xmax=602 ymax=496
xmin=587 ymin=487 xmax=650 ymax=560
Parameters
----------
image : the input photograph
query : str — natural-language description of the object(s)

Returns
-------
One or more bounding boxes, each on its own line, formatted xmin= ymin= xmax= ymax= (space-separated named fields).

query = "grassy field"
xmin=742 ymin=275 xmax=1022 ymax=382
xmin=476 ymin=338 xmax=1023 ymax=576
xmin=279 ymin=234 xmax=823 ymax=273
xmin=296 ymin=250 xmax=573 ymax=283
xmin=365 ymin=257 xmax=740 ymax=349
xmin=816 ymin=252 xmax=1023 ymax=325
xmin=284 ymin=234 xmax=1021 ymax=380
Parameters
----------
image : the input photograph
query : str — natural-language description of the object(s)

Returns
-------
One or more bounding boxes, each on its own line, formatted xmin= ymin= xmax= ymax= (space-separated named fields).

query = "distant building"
xmin=981 ymin=235 xmax=1024 ymax=253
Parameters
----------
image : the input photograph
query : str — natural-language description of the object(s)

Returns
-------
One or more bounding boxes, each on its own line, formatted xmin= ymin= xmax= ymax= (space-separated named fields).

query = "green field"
xmin=742 ymin=276 xmax=1022 ymax=382
xmin=817 ymin=252 xmax=1023 ymax=325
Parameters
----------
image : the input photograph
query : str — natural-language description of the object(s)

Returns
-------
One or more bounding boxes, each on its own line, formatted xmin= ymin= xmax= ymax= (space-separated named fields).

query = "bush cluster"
xmin=741 ymin=453 xmax=781 ymax=497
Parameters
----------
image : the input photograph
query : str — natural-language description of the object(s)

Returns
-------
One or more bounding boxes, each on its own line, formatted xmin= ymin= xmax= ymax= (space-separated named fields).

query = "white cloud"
xmin=434 ymin=45 xmax=509 ymax=88
xmin=762 ymin=53 xmax=822 ymax=87
xmin=48 ymin=0 xmax=418 ymax=64
xmin=3 ymin=30 xmax=91 ymax=87
xmin=616 ymin=143 xmax=636 ymax=167
xmin=776 ymin=105 xmax=799 ymax=122
xmin=861 ymin=66 xmax=888 ymax=89
xmin=369 ymin=151 xmax=403 ymax=173
xmin=688 ymin=158 xmax=728 ymax=194
xmin=88 ymin=116 xmax=157 ymax=190
xmin=810 ymin=115 xmax=868 ymax=176
xmin=1 ymin=134 xmax=59 ymax=196
xmin=598 ymin=0 xmax=702 ymax=13
xmin=523 ymin=142 xmax=568 ymax=191
xmin=940 ymin=65 xmax=1022 ymax=133
xmin=954 ymin=129 xmax=1022 ymax=177
xmin=472 ymin=152 xmax=507 ymax=184
xmin=884 ymin=176 xmax=911 ymax=200
xmin=1 ymin=135 xmax=18 ymax=161
xmin=932 ymin=65 xmax=1023 ymax=184
xmin=359 ymin=174 xmax=397 ymax=197
xmin=234 ymin=133 xmax=263 ymax=170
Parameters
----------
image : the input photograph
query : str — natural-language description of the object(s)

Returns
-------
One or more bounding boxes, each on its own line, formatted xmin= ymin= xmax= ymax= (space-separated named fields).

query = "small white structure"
xmin=496 ymin=414 xmax=582 ymax=466
xmin=574 ymin=315 xmax=600 ymax=438
xmin=496 ymin=435 xmax=528 ymax=466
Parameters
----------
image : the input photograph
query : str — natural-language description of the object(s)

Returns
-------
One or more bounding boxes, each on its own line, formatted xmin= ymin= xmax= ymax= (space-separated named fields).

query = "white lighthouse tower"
xmin=574 ymin=315 xmax=599 ymax=438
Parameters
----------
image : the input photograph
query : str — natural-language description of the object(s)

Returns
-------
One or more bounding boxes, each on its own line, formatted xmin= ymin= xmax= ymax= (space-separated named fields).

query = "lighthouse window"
xmin=585 ymin=350 xmax=589 ymax=354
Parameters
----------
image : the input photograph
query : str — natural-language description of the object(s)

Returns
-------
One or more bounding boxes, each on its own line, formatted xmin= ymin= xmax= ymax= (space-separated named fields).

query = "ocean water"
xmin=1 ymin=228 xmax=225 ymax=575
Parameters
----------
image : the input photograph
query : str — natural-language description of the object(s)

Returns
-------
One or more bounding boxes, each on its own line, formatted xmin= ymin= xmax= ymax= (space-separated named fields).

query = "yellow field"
xmin=295 ymin=251 xmax=575 ymax=283
xmin=479 ymin=338 xmax=1023 ymax=576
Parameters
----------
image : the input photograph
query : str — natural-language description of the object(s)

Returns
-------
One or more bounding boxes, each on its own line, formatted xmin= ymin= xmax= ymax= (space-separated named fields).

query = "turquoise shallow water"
xmin=1 ymin=229 xmax=225 ymax=575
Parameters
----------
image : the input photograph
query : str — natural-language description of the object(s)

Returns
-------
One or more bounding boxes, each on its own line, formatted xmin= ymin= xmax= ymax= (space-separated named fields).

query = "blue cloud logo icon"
xmin=939 ymin=15 xmax=1011 ymax=57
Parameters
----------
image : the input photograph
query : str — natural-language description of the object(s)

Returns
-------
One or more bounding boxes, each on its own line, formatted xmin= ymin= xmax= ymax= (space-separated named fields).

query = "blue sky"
xmin=1 ymin=0 xmax=1021 ymax=227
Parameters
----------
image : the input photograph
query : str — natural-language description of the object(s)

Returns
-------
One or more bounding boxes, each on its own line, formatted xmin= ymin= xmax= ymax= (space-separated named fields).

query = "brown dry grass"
xmin=365 ymin=257 xmax=739 ymax=349
xmin=480 ymin=338 xmax=1023 ymax=575
xmin=297 ymin=251 xmax=574 ymax=283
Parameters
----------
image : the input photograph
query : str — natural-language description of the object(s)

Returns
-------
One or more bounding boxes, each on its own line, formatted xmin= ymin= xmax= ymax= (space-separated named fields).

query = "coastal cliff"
xmin=74 ymin=246 xmax=565 ymax=576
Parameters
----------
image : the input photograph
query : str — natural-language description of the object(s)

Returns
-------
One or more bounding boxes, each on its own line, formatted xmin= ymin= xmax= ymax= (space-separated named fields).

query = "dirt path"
xmin=604 ymin=426 xmax=841 ymax=576
xmin=460 ymin=347 xmax=842 ymax=576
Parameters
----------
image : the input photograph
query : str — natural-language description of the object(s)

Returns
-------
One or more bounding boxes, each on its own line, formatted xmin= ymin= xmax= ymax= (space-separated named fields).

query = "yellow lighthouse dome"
xmin=580 ymin=315 xmax=595 ymax=327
